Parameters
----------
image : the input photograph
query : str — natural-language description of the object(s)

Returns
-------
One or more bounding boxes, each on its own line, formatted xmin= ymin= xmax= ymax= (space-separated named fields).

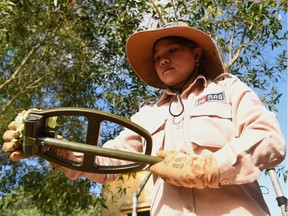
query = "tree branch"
xmin=0 ymin=69 xmax=53 ymax=118
xmin=149 ymin=0 xmax=167 ymax=25
xmin=229 ymin=24 xmax=236 ymax=63
xmin=0 ymin=42 xmax=42 ymax=91
xmin=213 ymin=34 xmax=227 ymax=72
xmin=229 ymin=26 xmax=260 ymax=67
xmin=0 ymin=16 xmax=63 ymax=92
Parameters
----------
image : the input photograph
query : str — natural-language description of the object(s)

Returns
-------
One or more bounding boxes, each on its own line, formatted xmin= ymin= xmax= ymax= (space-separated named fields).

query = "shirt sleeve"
xmin=213 ymin=75 xmax=286 ymax=185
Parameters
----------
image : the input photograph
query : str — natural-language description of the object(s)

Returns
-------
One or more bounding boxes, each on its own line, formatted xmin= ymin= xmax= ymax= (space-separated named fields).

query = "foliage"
xmin=20 ymin=169 xmax=96 ymax=214
xmin=0 ymin=0 xmax=287 ymax=214
xmin=0 ymin=0 xmax=151 ymax=214
xmin=1 ymin=163 xmax=102 ymax=216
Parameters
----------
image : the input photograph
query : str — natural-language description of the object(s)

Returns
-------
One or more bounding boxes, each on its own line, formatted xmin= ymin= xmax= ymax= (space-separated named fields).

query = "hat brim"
xmin=126 ymin=25 xmax=224 ymax=89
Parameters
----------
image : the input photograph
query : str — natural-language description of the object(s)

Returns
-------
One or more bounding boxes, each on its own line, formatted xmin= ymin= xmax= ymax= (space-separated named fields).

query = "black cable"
xmin=169 ymin=93 xmax=184 ymax=117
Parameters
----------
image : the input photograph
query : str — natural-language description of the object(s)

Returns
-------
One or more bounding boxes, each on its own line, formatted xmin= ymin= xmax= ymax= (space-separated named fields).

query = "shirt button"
xmin=222 ymin=178 xmax=230 ymax=185
xmin=176 ymin=124 xmax=181 ymax=129
xmin=184 ymin=206 xmax=193 ymax=212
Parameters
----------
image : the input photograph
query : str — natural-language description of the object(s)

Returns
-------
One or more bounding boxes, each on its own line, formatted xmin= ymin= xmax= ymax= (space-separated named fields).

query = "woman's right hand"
xmin=2 ymin=109 xmax=71 ymax=169
xmin=2 ymin=120 xmax=26 ymax=161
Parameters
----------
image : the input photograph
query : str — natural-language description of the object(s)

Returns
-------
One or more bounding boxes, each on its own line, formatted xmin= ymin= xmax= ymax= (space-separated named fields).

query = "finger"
xmin=50 ymin=162 xmax=61 ymax=170
xmin=3 ymin=130 xmax=19 ymax=141
xmin=54 ymin=149 xmax=70 ymax=158
xmin=8 ymin=121 xmax=21 ymax=130
xmin=179 ymin=149 xmax=188 ymax=154
xmin=44 ymin=147 xmax=70 ymax=159
xmin=56 ymin=134 xmax=64 ymax=140
xmin=20 ymin=110 xmax=27 ymax=116
xmin=10 ymin=150 xmax=24 ymax=161
xmin=156 ymin=150 xmax=176 ymax=158
xmin=2 ymin=141 xmax=20 ymax=152
xmin=149 ymin=163 xmax=161 ymax=173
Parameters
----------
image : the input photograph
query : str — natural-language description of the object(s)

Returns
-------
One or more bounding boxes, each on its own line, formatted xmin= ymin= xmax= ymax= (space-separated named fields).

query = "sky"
xmin=257 ymin=9 xmax=287 ymax=216
xmin=258 ymin=79 xmax=287 ymax=216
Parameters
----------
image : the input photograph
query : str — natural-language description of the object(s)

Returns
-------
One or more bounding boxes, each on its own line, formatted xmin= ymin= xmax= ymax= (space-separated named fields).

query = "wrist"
xmin=204 ymin=154 xmax=220 ymax=188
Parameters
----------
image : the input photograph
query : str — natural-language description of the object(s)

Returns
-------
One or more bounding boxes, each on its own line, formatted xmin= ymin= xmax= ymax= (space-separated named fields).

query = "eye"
xmin=154 ymin=56 xmax=159 ymax=62
xmin=169 ymin=48 xmax=178 ymax=53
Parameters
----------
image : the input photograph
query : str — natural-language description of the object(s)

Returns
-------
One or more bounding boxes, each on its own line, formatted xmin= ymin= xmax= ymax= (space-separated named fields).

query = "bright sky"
xmin=248 ymin=9 xmax=287 ymax=216
xmin=259 ymin=79 xmax=287 ymax=216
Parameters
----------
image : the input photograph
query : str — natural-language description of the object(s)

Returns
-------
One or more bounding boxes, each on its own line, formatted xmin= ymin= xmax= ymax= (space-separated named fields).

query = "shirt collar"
xmin=156 ymin=74 xmax=208 ymax=105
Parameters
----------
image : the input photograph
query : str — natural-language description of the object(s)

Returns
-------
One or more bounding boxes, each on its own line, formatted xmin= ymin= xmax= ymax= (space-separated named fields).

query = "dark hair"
xmin=153 ymin=36 xmax=198 ymax=52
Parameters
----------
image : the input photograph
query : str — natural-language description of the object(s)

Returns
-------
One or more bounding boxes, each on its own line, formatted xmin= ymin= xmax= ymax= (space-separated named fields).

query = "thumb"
xmin=156 ymin=150 xmax=176 ymax=158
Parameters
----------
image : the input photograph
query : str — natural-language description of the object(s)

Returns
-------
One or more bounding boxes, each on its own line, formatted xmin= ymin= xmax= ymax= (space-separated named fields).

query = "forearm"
xmin=60 ymin=151 xmax=119 ymax=183
xmin=215 ymin=84 xmax=285 ymax=185
xmin=55 ymin=129 xmax=145 ymax=183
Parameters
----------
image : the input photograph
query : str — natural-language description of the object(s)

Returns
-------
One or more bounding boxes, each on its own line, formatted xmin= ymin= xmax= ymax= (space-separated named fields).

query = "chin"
xmin=161 ymin=79 xmax=178 ymax=87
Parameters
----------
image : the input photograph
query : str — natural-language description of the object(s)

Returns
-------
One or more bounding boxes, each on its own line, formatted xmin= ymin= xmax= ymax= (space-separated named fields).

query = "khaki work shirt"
xmin=63 ymin=74 xmax=286 ymax=216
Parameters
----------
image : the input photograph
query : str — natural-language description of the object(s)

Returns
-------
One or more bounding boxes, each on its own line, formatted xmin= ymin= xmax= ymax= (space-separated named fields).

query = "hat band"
xmin=162 ymin=21 xmax=188 ymax=29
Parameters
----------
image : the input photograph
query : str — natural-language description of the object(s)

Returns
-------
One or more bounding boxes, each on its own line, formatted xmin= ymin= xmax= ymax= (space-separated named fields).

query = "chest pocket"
xmin=139 ymin=106 xmax=168 ymax=155
xmin=187 ymin=101 xmax=234 ymax=150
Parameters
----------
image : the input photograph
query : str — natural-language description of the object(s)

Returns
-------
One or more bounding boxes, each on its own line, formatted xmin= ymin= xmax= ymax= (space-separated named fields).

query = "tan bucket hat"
xmin=126 ymin=22 xmax=224 ymax=89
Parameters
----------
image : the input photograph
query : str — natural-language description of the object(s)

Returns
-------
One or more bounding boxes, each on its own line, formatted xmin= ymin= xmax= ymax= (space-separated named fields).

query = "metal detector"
xmin=23 ymin=107 xmax=162 ymax=174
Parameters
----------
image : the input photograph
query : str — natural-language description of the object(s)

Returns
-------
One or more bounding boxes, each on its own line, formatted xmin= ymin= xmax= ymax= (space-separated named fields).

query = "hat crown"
xmin=162 ymin=21 xmax=189 ymax=29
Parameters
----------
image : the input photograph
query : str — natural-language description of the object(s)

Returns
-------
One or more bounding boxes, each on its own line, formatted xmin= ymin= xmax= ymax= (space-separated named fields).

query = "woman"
xmin=3 ymin=22 xmax=286 ymax=215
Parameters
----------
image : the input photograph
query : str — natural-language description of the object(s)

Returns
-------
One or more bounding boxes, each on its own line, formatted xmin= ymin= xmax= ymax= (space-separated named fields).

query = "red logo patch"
xmin=196 ymin=92 xmax=226 ymax=106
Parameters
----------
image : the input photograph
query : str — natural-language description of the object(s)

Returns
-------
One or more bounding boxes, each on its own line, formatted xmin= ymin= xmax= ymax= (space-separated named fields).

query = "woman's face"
xmin=153 ymin=38 xmax=202 ymax=90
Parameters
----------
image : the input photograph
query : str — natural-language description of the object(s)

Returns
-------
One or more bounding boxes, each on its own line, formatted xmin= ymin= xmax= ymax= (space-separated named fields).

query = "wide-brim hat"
xmin=126 ymin=22 xmax=224 ymax=89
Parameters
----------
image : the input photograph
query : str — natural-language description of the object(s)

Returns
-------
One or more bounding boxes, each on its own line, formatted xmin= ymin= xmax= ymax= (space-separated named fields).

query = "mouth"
xmin=162 ymin=67 xmax=174 ymax=75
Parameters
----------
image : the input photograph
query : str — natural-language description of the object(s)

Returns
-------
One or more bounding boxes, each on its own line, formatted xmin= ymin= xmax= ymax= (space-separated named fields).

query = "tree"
xmin=0 ymin=0 xmax=151 ymax=214
xmin=0 ymin=0 xmax=287 ymax=214
xmin=1 ymin=168 xmax=102 ymax=216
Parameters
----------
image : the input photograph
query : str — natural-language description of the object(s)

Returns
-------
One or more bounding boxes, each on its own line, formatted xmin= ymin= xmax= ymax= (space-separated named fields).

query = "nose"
xmin=160 ymin=58 xmax=170 ymax=66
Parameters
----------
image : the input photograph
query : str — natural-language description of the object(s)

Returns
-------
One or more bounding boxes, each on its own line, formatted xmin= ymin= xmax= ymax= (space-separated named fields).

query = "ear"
xmin=193 ymin=47 xmax=202 ymax=63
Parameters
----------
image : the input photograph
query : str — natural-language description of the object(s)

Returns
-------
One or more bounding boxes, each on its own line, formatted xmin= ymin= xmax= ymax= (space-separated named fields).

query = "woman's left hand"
xmin=150 ymin=150 xmax=220 ymax=189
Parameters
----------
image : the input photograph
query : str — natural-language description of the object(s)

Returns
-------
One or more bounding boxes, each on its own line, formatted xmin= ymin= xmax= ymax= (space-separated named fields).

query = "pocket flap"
xmin=190 ymin=102 xmax=232 ymax=119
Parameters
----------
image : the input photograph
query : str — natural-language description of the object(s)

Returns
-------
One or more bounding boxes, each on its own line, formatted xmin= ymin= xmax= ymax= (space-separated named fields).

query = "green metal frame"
xmin=23 ymin=108 xmax=162 ymax=174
